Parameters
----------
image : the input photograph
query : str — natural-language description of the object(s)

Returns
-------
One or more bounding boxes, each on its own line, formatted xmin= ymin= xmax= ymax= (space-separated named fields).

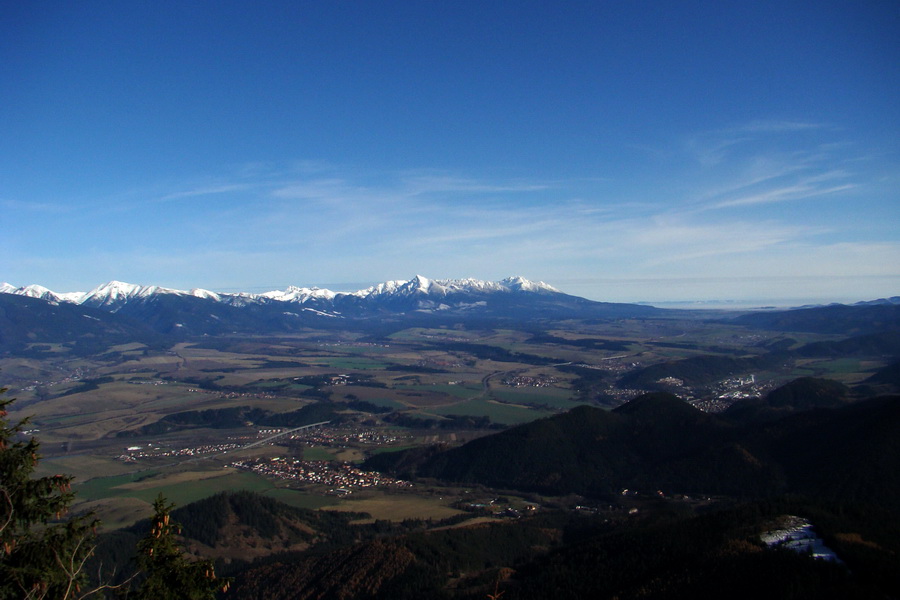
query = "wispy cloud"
xmin=145 ymin=159 xmax=846 ymax=280
xmin=13 ymin=119 xmax=889 ymax=304
xmin=159 ymin=183 xmax=253 ymax=201
xmin=711 ymin=181 xmax=857 ymax=209
xmin=736 ymin=120 xmax=827 ymax=134
xmin=400 ymin=174 xmax=550 ymax=196
xmin=682 ymin=120 xmax=863 ymax=212
xmin=686 ymin=119 xmax=829 ymax=166
xmin=1 ymin=198 xmax=71 ymax=213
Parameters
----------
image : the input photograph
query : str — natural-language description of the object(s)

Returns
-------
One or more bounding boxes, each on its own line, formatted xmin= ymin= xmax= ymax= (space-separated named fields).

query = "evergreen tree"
xmin=131 ymin=494 xmax=229 ymax=599
xmin=0 ymin=387 xmax=99 ymax=599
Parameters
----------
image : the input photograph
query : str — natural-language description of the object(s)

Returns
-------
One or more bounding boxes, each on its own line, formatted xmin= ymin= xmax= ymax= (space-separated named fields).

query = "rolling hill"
xmin=365 ymin=389 xmax=900 ymax=506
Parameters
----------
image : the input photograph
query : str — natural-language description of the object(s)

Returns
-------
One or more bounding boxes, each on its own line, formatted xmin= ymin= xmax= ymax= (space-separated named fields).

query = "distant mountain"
xmin=0 ymin=293 xmax=162 ymax=355
xmin=0 ymin=275 xmax=640 ymax=317
xmin=853 ymin=296 xmax=900 ymax=306
xmin=730 ymin=302 xmax=900 ymax=335
xmin=795 ymin=331 xmax=900 ymax=358
xmin=611 ymin=331 xmax=900 ymax=394
xmin=0 ymin=276 xmax=662 ymax=342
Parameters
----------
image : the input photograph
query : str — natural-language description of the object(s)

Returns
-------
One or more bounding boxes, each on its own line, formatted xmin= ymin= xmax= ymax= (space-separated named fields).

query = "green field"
xmin=76 ymin=469 xmax=275 ymax=506
xmin=250 ymin=380 xmax=313 ymax=391
xmin=400 ymin=383 xmax=482 ymax=399
xmin=812 ymin=358 xmax=864 ymax=374
xmin=302 ymin=446 xmax=335 ymax=460
xmin=491 ymin=386 xmax=577 ymax=408
xmin=261 ymin=488 xmax=337 ymax=510
xmin=322 ymin=490 xmax=465 ymax=522
xmin=346 ymin=395 xmax=405 ymax=409
xmin=35 ymin=454 xmax=137 ymax=482
xmin=312 ymin=357 xmax=391 ymax=370
xmin=368 ymin=445 xmax=418 ymax=456
xmin=429 ymin=398 xmax=550 ymax=425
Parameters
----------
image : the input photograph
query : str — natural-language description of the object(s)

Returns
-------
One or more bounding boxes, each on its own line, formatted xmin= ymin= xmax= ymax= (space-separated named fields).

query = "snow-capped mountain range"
xmin=0 ymin=276 xmax=663 ymax=349
xmin=1 ymin=275 xmax=560 ymax=312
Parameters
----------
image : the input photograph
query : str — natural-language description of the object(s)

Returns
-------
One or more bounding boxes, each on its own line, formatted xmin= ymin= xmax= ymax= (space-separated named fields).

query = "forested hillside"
xmin=366 ymin=390 xmax=900 ymax=508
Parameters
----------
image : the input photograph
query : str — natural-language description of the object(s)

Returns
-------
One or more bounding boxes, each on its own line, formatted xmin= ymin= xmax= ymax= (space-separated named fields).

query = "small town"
xmin=289 ymin=426 xmax=411 ymax=447
xmin=230 ymin=458 xmax=413 ymax=492
xmin=502 ymin=374 xmax=558 ymax=387
xmin=118 ymin=442 xmax=242 ymax=462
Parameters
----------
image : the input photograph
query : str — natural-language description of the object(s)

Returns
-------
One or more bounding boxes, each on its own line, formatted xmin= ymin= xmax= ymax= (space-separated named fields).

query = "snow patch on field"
xmin=761 ymin=516 xmax=842 ymax=562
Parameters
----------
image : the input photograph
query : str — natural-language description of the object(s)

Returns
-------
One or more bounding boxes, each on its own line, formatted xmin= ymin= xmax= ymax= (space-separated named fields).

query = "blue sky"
xmin=2 ymin=1 xmax=898 ymax=304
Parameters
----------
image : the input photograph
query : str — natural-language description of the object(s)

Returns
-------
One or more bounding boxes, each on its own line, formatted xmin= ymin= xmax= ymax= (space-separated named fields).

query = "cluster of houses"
xmin=289 ymin=427 xmax=409 ymax=447
xmin=229 ymin=458 xmax=412 ymax=492
xmin=502 ymin=374 xmax=557 ymax=387
xmin=19 ymin=367 xmax=90 ymax=393
xmin=118 ymin=442 xmax=240 ymax=462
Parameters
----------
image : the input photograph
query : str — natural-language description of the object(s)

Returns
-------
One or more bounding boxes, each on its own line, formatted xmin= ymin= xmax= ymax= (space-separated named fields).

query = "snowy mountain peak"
xmin=189 ymin=288 xmax=221 ymax=301
xmin=88 ymin=280 xmax=145 ymax=296
xmin=79 ymin=280 xmax=196 ymax=308
xmin=82 ymin=281 xmax=154 ymax=305
xmin=355 ymin=279 xmax=408 ymax=298
xmin=18 ymin=284 xmax=58 ymax=299
xmin=500 ymin=276 xmax=559 ymax=293
xmin=0 ymin=283 xmax=88 ymax=303
xmin=259 ymin=286 xmax=338 ymax=303
xmin=347 ymin=276 xmax=558 ymax=300
xmin=410 ymin=275 xmax=431 ymax=292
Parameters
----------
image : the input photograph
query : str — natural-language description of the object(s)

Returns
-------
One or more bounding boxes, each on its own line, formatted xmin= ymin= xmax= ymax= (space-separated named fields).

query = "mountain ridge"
xmin=0 ymin=276 xmax=666 ymax=352
xmin=0 ymin=275 xmax=560 ymax=307
xmin=365 ymin=389 xmax=900 ymax=504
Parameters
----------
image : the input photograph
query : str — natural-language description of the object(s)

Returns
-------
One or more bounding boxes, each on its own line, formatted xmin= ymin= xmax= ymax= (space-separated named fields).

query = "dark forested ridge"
xmin=159 ymin=494 xmax=900 ymax=600
xmin=365 ymin=389 xmax=900 ymax=508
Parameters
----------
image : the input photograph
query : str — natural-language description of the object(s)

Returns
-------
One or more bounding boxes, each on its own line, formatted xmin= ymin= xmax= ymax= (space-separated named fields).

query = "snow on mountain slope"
xmin=0 ymin=276 xmax=664 ymax=329
xmin=56 ymin=291 xmax=89 ymax=303
xmin=16 ymin=284 xmax=62 ymax=301
xmin=353 ymin=275 xmax=558 ymax=299
xmin=79 ymin=281 xmax=175 ymax=309
xmin=260 ymin=286 xmax=337 ymax=303
xmin=1 ymin=283 xmax=80 ymax=304
xmin=354 ymin=279 xmax=410 ymax=298
xmin=0 ymin=276 xmax=561 ymax=311
xmin=189 ymin=288 xmax=221 ymax=301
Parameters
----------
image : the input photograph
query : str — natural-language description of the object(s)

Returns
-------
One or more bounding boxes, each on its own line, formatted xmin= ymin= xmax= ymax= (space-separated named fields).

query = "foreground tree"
xmin=132 ymin=494 xmax=229 ymax=600
xmin=0 ymin=387 xmax=99 ymax=599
